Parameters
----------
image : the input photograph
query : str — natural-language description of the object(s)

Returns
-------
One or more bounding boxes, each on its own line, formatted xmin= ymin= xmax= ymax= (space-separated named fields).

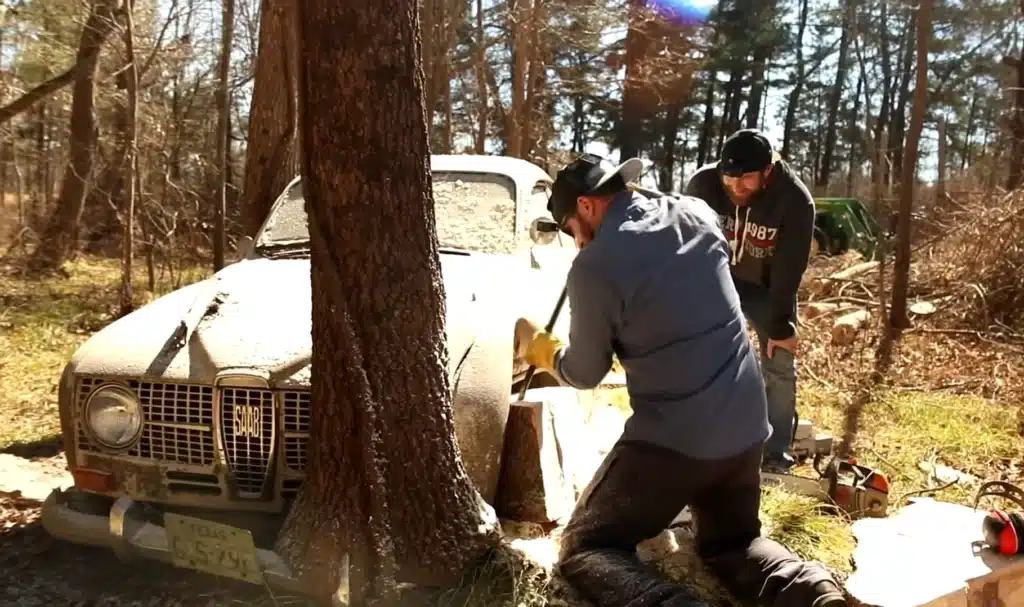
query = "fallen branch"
xmin=0 ymin=60 xmax=93 ymax=125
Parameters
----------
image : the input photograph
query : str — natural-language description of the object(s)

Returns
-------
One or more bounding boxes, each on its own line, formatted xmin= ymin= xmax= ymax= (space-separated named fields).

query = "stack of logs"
xmin=802 ymin=260 xmax=879 ymax=346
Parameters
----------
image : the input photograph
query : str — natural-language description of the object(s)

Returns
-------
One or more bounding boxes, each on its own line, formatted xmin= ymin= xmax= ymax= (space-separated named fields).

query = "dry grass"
xmin=798 ymin=384 xmax=1023 ymax=508
xmin=0 ymin=255 xmax=210 ymax=452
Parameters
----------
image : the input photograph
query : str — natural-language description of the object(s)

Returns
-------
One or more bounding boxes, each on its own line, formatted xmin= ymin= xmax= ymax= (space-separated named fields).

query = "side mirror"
xmin=528 ymin=216 xmax=559 ymax=246
xmin=235 ymin=235 xmax=254 ymax=260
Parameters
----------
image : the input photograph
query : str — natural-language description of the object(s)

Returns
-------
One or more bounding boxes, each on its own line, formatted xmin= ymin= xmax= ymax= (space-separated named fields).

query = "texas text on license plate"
xmin=164 ymin=512 xmax=263 ymax=584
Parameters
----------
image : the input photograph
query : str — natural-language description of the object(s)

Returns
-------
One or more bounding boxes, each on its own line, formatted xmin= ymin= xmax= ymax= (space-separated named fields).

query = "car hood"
xmin=67 ymin=255 xmax=492 ymax=387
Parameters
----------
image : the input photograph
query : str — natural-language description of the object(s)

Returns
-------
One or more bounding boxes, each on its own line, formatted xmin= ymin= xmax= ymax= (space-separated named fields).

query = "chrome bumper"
xmin=41 ymin=488 xmax=306 ymax=594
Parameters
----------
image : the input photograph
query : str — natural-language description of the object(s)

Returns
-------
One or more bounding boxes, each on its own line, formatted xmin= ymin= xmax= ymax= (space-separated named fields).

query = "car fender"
xmin=449 ymin=297 xmax=515 ymax=507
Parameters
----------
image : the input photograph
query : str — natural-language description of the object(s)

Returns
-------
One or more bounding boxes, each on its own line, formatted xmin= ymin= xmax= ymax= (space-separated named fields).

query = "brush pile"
xmin=911 ymin=189 xmax=1024 ymax=331
xmin=794 ymin=189 xmax=1024 ymax=401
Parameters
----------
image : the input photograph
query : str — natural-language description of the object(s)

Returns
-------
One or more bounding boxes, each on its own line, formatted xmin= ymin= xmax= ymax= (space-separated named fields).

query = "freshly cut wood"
xmin=910 ymin=300 xmax=937 ymax=316
xmin=832 ymin=309 xmax=871 ymax=345
xmin=494 ymin=399 xmax=576 ymax=524
xmin=846 ymin=498 xmax=1024 ymax=607
xmin=806 ymin=261 xmax=880 ymax=297
xmin=802 ymin=302 xmax=856 ymax=320
xmin=830 ymin=261 xmax=880 ymax=281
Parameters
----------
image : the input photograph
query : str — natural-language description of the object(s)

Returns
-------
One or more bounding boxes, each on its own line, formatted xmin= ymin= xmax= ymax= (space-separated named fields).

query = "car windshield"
xmin=255 ymin=171 xmax=529 ymax=255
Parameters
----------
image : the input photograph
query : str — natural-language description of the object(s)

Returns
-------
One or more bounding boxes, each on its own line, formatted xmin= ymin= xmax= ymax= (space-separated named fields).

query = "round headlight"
xmin=85 ymin=385 xmax=144 ymax=449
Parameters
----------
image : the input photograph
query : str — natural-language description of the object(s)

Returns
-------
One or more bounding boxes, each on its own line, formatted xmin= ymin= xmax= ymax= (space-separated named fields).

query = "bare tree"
xmin=213 ymin=0 xmax=234 ymax=269
xmin=274 ymin=0 xmax=500 ymax=602
xmin=1006 ymin=2 xmax=1024 ymax=191
xmin=119 ymin=0 xmax=139 ymax=317
xmin=888 ymin=0 xmax=934 ymax=332
xmin=29 ymin=0 xmax=122 ymax=272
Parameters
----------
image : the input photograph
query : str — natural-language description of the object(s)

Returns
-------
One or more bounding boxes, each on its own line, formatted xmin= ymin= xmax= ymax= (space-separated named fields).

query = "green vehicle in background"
xmin=811 ymin=197 xmax=885 ymax=260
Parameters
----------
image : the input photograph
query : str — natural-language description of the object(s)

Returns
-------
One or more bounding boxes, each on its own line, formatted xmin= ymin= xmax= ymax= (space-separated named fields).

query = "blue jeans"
xmin=736 ymin=283 xmax=797 ymax=463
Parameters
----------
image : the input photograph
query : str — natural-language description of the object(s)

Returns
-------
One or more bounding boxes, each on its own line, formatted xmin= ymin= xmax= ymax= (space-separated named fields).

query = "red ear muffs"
xmin=982 ymin=510 xmax=1024 ymax=555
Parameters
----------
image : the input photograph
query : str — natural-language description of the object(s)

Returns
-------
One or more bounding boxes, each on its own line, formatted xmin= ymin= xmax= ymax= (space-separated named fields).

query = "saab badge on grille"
xmin=233 ymin=404 xmax=262 ymax=438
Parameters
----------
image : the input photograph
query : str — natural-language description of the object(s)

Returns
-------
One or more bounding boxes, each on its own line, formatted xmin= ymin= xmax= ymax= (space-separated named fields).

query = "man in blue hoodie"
xmin=520 ymin=153 xmax=844 ymax=607
xmin=685 ymin=129 xmax=815 ymax=471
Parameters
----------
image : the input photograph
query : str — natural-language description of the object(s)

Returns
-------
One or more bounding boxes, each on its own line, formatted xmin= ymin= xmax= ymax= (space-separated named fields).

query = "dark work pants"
xmin=557 ymin=440 xmax=843 ymax=607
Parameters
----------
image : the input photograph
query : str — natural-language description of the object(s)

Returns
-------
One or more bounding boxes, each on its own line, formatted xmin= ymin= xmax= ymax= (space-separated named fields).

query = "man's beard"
xmin=575 ymin=219 xmax=597 ymax=248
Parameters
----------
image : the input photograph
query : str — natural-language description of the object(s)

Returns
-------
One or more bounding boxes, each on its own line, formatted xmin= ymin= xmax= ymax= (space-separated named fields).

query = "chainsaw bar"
xmin=761 ymin=457 xmax=890 ymax=519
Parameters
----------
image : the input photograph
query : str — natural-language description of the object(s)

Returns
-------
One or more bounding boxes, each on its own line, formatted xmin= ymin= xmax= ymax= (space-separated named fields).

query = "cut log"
xmin=832 ymin=309 xmax=871 ymax=345
xmin=846 ymin=498 xmax=1024 ymax=607
xmin=494 ymin=398 xmax=577 ymax=524
xmin=802 ymin=302 xmax=857 ymax=321
xmin=808 ymin=261 xmax=882 ymax=297
xmin=830 ymin=261 xmax=880 ymax=281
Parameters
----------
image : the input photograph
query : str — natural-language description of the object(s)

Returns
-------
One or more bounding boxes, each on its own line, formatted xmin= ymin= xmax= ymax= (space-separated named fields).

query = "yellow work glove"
xmin=525 ymin=331 xmax=565 ymax=372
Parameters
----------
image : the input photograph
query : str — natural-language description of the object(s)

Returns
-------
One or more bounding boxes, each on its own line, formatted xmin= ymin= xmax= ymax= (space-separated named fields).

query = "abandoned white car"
xmin=42 ymin=154 xmax=577 ymax=591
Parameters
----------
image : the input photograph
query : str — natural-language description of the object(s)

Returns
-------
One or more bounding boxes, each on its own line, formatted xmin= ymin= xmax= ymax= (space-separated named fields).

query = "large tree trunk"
xmin=240 ymin=0 xmax=300 ymax=237
xmin=276 ymin=0 xmax=500 ymax=602
xmin=888 ymin=0 xmax=933 ymax=333
xmin=212 ymin=0 xmax=234 ymax=270
xmin=30 ymin=0 xmax=121 ymax=272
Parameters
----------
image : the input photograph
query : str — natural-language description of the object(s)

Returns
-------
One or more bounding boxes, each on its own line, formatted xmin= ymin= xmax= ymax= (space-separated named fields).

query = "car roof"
xmin=431 ymin=154 xmax=553 ymax=194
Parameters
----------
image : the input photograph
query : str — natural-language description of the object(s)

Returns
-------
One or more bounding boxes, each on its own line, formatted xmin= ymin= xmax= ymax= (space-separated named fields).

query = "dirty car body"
xmin=42 ymin=154 xmax=574 ymax=590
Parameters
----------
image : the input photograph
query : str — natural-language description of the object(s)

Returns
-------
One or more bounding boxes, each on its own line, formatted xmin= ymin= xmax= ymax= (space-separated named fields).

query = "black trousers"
xmin=557 ymin=440 xmax=844 ymax=607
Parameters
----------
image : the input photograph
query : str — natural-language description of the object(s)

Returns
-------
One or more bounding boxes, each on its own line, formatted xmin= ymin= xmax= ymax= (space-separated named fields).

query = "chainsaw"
xmin=762 ymin=455 xmax=891 ymax=518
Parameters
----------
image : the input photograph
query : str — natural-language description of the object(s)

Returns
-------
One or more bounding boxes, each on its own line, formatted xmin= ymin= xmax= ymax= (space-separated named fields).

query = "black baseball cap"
xmin=720 ymin=129 xmax=778 ymax=177
xmin=548 ymin=153 xmax=643 ymax=232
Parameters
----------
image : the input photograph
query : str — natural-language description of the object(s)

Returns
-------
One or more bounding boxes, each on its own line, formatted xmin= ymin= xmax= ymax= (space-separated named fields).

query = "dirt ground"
xmin=0 ymin=454 xmax=310 ymax=607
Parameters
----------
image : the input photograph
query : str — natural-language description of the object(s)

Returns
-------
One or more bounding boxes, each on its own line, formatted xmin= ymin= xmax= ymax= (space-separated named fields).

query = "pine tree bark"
xmin=29 ymin=0 xmax=121 ymax=273
xmin=888 ymin=0 xmax=933 ymax=333
xmin=276 ymin=0 xmax=500 ymax=602
xmin=240 ymin=0 xmax=300 ymax=237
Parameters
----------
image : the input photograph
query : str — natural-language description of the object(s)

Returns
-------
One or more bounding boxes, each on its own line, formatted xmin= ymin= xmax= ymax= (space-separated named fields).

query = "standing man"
xmin=684 ymin=129 xmax=815 ymax=471
xmin=522 ymin=153 xmax=845 ymax=607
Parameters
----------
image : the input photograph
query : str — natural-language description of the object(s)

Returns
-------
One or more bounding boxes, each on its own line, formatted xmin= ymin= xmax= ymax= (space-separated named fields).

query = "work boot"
xmin=761 ymin=453 xmax=796 ymax=472
xmin=810 ymin=581 xmax=848 ymax=607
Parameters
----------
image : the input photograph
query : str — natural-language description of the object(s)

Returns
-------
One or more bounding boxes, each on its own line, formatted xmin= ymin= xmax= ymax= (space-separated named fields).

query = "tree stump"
xmin=495 ymin=399 xmax=576 ymax=524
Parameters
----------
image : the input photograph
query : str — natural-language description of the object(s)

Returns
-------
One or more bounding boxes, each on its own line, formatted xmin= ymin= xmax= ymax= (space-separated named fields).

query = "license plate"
xmin=164 ymin=512 xmax=263 ymax=584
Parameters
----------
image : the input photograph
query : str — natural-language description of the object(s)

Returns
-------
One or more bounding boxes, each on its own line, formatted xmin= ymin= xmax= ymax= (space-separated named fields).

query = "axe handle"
xmin=517 ymin=285 xmax=569 ymax=401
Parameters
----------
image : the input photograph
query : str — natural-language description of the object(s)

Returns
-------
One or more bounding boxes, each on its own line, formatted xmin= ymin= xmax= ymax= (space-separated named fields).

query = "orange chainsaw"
xmin=762 ymin=456 xmax=891 ymax=519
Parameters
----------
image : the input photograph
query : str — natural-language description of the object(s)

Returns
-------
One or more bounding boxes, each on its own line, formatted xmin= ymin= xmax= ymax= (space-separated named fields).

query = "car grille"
xmin=76 ymin=377 xmax=216 ymax=466
xmin=77 ymin=377 xmax=312 ymax=501
xmin=219 ymin=387 xmax=275 ymax=497
xmin=282 ymin=391 xmax=310 ymax=473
